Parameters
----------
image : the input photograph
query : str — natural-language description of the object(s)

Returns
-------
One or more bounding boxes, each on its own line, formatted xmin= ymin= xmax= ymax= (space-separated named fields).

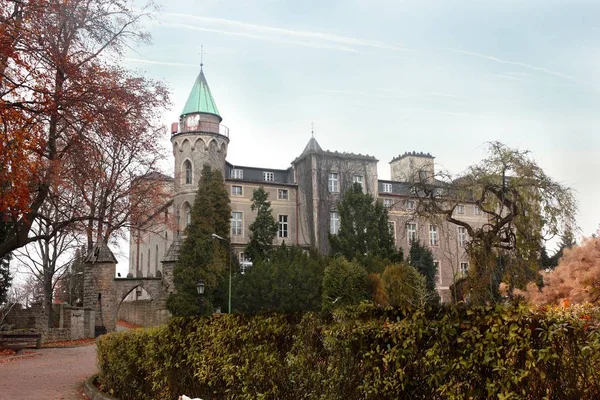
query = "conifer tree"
xmin=167 ymin=165 xmax=231 ymax=316
xmin=408 ymin=240 xmax=440 ymax=303
xmin=245 ymin=187 xmax=278 ymax=263
xmin=329 ymin=183 xmax=402 ymax=267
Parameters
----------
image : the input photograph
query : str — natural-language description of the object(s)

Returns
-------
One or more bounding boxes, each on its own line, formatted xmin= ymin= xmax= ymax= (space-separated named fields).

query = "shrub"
xmin=321 ymin=257 xmax=369 ymax=312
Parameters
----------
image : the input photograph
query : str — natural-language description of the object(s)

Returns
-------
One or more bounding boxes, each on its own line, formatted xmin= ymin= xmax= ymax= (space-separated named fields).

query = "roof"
xmin=301 ymin=137 xmax=323 ymax=155
xmin=162 ymin=238 xmax=183 ymax=263
xmin=390 ymin=151 xmax=434 ymax=163
xmin=293 ymin=137 xmax=377 ymax=164
xmin=181 ymin=69 xmax=221 ymax=120
xmin=85 ymin=241 xmax=118 ymax=264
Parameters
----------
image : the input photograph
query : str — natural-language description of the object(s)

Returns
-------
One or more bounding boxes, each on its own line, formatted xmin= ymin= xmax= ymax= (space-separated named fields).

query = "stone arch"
xmin=181 ymin=138 xmax=192 ymax=152
xmin=219 ymin=141 xmax=227 ymax=154
xmin=208 ymin=138 xmax=218 ymax=153
xmin=193 ymin=137 xmax=207 ymax=151
xmin=173 ymin=141 xmax=180 ymax=153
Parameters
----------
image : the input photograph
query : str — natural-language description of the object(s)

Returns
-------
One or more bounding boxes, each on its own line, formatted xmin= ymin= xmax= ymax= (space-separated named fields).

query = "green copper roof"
xmin=181 ymin=69 xmax=221 ymax=118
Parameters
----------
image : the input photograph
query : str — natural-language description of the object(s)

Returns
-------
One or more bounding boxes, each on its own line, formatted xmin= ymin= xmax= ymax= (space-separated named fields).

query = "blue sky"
xmin=124 ymin=0 xmax=599 ymax=254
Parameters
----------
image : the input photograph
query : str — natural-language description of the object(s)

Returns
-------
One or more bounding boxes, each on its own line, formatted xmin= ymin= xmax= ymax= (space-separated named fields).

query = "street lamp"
xmin=196 ymin=278 xmax=205 ymax=314
xmin=211 ymin=233 xmax=232 ymax=313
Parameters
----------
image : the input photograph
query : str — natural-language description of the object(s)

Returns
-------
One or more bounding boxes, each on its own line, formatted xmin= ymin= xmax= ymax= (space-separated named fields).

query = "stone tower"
xmin=170 ymin=67 xmax=230 ymax=232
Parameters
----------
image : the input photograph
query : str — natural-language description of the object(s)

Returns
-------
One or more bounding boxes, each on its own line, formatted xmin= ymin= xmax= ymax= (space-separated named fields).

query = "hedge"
xmin=97 ymin=304 xmax=600 ymax=399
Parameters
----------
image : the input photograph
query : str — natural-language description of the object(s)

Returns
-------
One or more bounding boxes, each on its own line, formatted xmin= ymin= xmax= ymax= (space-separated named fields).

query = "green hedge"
xmin=97 ymin=304 xmax=600 ymax=399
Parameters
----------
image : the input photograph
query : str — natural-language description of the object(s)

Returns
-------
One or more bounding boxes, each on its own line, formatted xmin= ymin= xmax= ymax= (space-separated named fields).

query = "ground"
xmin=0 ymin=343 xmax=97 ymax=400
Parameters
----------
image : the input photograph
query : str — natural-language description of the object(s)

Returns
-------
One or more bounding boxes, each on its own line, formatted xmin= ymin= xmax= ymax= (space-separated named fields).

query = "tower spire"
xmin=200 ymin=45 xmax=204 ymax=69
xmin=311 ymin=122 xmax=314 ymax=138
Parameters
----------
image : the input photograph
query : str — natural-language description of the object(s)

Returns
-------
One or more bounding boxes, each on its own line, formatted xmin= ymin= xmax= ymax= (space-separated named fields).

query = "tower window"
xmin=328 ymin=173 xmax=339 ymax=193
xmin=184 ymin=160 xmax=192 ymax=185
xmin=353 ymin=175 xmax=363 ymax=190
xmin=185 ymin=205 xmax=192 ymax=227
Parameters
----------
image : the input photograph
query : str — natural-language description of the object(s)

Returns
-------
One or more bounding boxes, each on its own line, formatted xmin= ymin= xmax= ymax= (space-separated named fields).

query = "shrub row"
xmin=97 ymin=304 xmax=600 ymax=399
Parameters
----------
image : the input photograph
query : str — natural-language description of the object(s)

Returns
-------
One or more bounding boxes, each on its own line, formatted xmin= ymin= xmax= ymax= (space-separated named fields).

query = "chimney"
xmin=171 ymin=122 xmax=178 ymax=135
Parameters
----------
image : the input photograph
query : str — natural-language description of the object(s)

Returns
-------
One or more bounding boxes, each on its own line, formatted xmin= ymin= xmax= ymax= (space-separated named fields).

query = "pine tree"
xmin=167 ymin=165 xmax=231 ymax=316
xmin=408 ymin=240 xmax=439 ymax=303
xmin=245 ymin=187 xmax=278 ymax=263
xmin=329 ymin=183 xmax=402 ymax=268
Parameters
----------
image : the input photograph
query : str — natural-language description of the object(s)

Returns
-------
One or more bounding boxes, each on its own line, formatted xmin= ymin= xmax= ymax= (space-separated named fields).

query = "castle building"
xmin=129 ymin=67 xmax=484 ymax=302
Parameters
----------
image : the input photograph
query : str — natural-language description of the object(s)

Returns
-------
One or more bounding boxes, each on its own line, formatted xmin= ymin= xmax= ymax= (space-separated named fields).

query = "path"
xmin=0 ymin=344 xmax=97 ymax=400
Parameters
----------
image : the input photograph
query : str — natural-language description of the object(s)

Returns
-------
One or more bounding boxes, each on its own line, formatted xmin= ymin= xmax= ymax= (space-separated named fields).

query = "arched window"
xmin=184 ymin=160 xmax=192 ymax=184
xmin=185 ymin=204 xmax=192 ymax=226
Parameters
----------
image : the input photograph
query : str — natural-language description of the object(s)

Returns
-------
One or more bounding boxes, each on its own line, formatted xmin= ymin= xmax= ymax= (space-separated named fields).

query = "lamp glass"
xmin=196 ymin=279 xmax=205 ymax=295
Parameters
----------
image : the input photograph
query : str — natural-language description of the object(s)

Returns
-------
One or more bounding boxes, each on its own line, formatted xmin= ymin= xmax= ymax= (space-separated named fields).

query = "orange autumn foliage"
xmin=524 ymin=237 xmax=600 ymax=305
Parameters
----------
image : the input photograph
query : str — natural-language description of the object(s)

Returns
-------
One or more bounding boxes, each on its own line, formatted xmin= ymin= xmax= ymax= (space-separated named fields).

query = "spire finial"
xmin=200 ymin=45 xmax=204 ymax=69
xmin=311 ymin=122 xmax=314 ymax=138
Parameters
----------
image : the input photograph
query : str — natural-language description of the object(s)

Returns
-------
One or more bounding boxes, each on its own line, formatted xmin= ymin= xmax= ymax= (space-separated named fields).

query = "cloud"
xmin=124 ymin=57 xmax=198 ymax=67
xmin=161 ymin=13 xmax=413 ymax=53
xmin=446 ymin=48 xmax=579 ymax=82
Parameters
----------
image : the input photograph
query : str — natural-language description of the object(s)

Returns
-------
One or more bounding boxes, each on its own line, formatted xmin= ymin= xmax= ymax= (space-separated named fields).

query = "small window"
xmin=406 ymin=200 xmax=415 ymax=210
xmin=263 ymin=171 xmax=274 ymax=182
xmin=458 ymin=227 xmax=467 ymax=247
xmin=278 ymin=215 xmax=288 ymax=238
xmin=231 ymin=169 xmax=243 ymax=179
xmin=456 ymin=204 xmax=465 ymax=214
xmin=474 ymin=205 xmax=482 ymax=215
xmin=460 ymin=262 xmax=469 ymax=277
xmin=278 ymin=189 xmax=289 ymax=200
xmin=330 ymin=211 xmax=340 ymax=234
xmin=232 ymin=185 xmax=242 ymax=196
xmin=231 ymin=212 xmax=243 ymax=236
xmin=429 ymin=225 xmax=438 ymax=246
xmin=383 ymin=183 xmax=392 ymax=193
xmin=383 ymin=198 xmax=393 ymax=208
xmin=353 ymin=175 xmax=363 ymax=189
xmin=328 ymin=173 xmax=339 ymax=193
xmin=184 ymin=160 xmax=192 ymax=185
xmin=407 ymin=223 xmax=417 ymax=244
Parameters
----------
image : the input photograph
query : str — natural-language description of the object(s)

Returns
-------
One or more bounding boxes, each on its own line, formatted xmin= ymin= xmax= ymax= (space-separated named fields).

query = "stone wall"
xmin=117 ymin=299 xmax=169 ymax=327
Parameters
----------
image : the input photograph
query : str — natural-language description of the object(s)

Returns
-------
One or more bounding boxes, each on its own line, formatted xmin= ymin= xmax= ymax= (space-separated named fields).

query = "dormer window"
xmin=263 ymin=172 xmax=274 ymax=182
xmin=184 ymin=160 xmax=192 ymax=185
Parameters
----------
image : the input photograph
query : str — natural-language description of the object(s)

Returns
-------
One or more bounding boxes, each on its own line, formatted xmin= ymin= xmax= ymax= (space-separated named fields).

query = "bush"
xmin=381 ymin=263 xmax=428 ymax=308
xmin=98 ymin=304 xmax=600 ymax=400
xmin=322 ymin=257 xmax=369 ymax=312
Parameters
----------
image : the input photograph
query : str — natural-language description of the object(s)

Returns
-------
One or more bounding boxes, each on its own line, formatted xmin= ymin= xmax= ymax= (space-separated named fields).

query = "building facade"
xmin=129 ymin=68 xmax=486 ymax=301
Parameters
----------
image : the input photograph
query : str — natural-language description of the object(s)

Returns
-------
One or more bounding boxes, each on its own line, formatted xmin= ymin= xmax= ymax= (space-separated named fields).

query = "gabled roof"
xmin=181 ymin=69 xmax=221 ymax=119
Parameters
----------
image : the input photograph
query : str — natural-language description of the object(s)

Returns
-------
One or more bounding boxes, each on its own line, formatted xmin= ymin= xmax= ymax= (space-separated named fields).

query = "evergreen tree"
xmin=408 ymin=240 xmax=439 ymax=303
xmin=167 ymin=165 xmax=231 ymax=316
xmin=233 ymin=244 xmax=326 ymax=314
xmin=329 ymin=183 xmax=402 ymax=269
xmin=549 ymin=230 xmax=576 ymax=267
xmin=245 ymin=187 xmax=278 ymax=263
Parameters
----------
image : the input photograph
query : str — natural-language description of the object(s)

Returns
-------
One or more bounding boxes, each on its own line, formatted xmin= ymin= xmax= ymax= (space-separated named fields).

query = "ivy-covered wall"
xmin=97 ymin=304 xmax=600 ymax=400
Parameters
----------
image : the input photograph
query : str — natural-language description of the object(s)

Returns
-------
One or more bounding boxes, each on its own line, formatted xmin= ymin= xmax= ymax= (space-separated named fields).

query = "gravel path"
xmin=0 ymin=344 xmax=98 ymax=400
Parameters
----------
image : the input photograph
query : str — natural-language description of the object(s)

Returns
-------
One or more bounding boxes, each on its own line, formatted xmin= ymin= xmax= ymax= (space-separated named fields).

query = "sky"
xmin=114 ymin=0 xmax=599 ymax=267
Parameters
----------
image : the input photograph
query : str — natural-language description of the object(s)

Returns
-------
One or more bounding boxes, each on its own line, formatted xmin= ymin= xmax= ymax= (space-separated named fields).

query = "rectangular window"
xmin=330 ymin=211 xmax=340 ymax=234
xmin=278 ymin=215 xmax=289 ymax=238
xmin=383 ymin=198 xmax=393 ymax=208
xmin=429 ymin=225 xmax=438 ymax=246
xmin=388 ymin=221 xmax=396 ymax=240
xmin=328 ymin=172 xmax=339 ymax=193
xmin=474 ymin=205 xmax=482 ymax=215
xmin=383 ymin=183 xmax=392 ymax=193
xmin=458 ymin=226 xmax=467 ymax=247
xmin=231 ymin=211 xmax=242 ymax=236
xmin=460 ymin=262 xmax=469 ymax=277
xmin=278 ymin=189 xmax=289 ymax=200
xmin=232 ymin=185 xmax=242 ymax=196
xmin=231 ymin=169 xmax=243 ymax=179
xmin=353 ymin=175 xmax=363 ymax=189
xmin=407 ymin=223 xmax=417 ymax=244
xmin=456 ymin=204 xmax=465 ymax=214
xmin=263 ymin=171 xmax=274 ymax=182
xmin=406 ymin=199 xmax=415 ymax=210
xmin=434 ymin=260 xmax=441 ymax=284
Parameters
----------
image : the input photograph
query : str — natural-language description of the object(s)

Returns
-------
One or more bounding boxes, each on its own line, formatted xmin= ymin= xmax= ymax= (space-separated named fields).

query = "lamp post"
xmin=196 ymin=278 xmax=205 ymax=314
xmin=211 ymin=233 xmax=232 ymax=313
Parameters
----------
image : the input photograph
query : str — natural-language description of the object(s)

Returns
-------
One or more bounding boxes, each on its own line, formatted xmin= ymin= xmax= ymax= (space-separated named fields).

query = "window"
xmin=407 ymin=223 xmax=417 ymax=244
xmin=184 ymin=160 xmax=192 ymax=184
xmin=184 ymin=205 xmax=191 ymax=226
xmin=458 ymin=226 xmax=467 ymax=247
xmin=330 ymin=211 xmax=340 ymax=234
xmin=434 ymin=261 xmax=441 ymax=284
xmin=429 ymin=225 xmax=438 ymax=246
xmin=388 ymin=221 xmax=396 ymax=240
xmin=456 ymin=204 xmax=465 ymax=214
xmin=328 ymin=173 xmax=339 ymax=193
xmin=406 ymin=200 xmax=415 ymax=210
xmin=383 ymin=183 xmax=392 ymax=193
xmin=263 ymin=171 xmax=274 ymax=182
xmin=383 ymin=198 xmax=393 ymax=208
xmin=232 ymin=185 xmax=242 ymax=195
xmin=239 ymin=252 xmax=252 ymax=274
xmin=231 ymin=169 xmax=243 ymax=179
xmin=353 ymin=175 xmax=363 ymax=189
xmin=278 ymin=215 xmax=289 ymax=238
xmin=278 ymin=189 xmax=289 ymax=200
xmin=474 ymin=205 xmax=481 ymax=215
xmin=231 ymin=212 xmax=242 ymax=236
xmin=460 ymin=262 xmax=469 ymax=277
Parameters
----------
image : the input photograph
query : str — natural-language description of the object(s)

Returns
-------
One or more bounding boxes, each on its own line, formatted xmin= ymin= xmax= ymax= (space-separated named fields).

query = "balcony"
xmin=173 ymin=121 xmax=229 ymax=138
